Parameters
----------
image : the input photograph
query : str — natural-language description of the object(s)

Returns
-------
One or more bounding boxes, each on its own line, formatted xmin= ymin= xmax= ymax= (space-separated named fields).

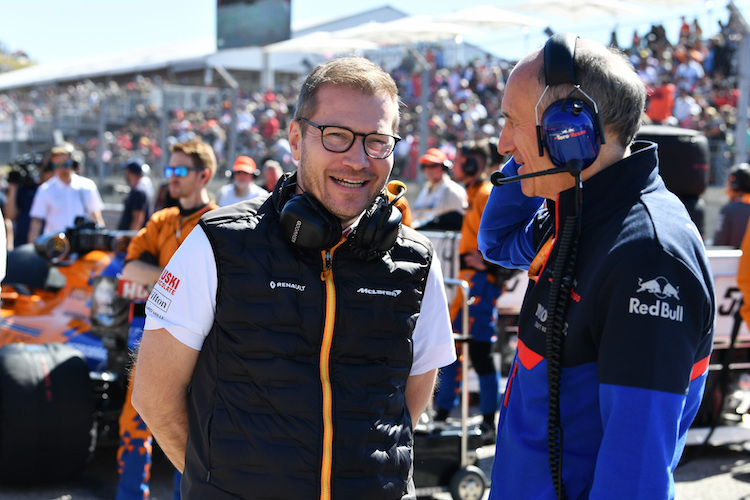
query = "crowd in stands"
xmin=0 ymin=12 xmax=747 ymax=187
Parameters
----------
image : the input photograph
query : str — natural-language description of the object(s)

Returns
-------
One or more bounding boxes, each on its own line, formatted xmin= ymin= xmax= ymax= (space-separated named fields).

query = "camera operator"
xmin=28 ymin=143 xmax=105 ymax=242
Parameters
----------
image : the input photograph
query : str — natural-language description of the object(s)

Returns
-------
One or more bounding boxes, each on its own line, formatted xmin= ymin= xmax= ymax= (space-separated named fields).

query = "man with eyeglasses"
xmin=27 ymin=143 xmax=105 ymax=241
xmin=115 ymin=138 xmax=219 ymax=500
xmin=131 ymin=56 xmax=456 ymax=499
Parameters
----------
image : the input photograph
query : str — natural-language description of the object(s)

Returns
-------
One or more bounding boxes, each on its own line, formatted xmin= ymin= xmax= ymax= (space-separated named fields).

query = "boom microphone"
xmin=490 ymin=160 xmax=584 ymax=187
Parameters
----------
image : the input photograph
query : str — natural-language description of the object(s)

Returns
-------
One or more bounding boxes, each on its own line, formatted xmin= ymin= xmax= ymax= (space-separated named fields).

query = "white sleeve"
xmin=144 ymin=226 xmax=217 ymax=350
xmin=410 ymin=255 xmax=457 ymax=376
xmin=88 ymin=183 xmax=105 ymax=212
xmin=29 ymin=185 xmax=48 ymax=220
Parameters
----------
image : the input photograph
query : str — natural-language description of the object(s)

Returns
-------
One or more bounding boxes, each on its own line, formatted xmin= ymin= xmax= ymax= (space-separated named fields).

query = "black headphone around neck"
xmin=536 ymin=33 xmax=606 ymax=170
xmin=277 ymin=173 xmax=403 ymax=259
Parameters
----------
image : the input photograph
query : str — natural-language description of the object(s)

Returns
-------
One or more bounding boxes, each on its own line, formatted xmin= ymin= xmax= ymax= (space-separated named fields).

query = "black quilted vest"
xmin=182 ymin=191 xmax=433 ymax=499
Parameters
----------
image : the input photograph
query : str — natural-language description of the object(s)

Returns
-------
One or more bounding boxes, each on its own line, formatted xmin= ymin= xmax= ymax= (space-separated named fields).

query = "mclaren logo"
xmin=357 ymin=287 xmax=402 ymax=297
xmin=628 ymin=276 xmax=683 ymax=322
xmin=270 ymin=281 xmax=306 ymax=292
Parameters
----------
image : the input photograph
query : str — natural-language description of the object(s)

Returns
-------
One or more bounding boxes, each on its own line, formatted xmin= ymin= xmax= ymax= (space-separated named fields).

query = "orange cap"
xmin=232 ymin=156 xmax=257 ymax=174
xmin=419 ymin=148 xmax=449 ymax=166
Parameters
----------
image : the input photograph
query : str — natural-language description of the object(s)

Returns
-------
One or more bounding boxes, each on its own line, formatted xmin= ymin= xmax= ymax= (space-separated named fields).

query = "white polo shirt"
xmin=145 ymin=226 xmax=457 ymax=376
xmin=29 ymin=174 xmax=104 ymax=234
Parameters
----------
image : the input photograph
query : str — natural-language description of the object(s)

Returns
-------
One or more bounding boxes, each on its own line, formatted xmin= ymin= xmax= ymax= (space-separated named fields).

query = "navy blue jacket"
xmin=479 ymin=142 xmax=715 ymax=499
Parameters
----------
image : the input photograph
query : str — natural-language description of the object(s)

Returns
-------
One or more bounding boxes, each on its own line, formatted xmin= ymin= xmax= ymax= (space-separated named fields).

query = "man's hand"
xmin=463 ymin=250 xmax=487 ymax=271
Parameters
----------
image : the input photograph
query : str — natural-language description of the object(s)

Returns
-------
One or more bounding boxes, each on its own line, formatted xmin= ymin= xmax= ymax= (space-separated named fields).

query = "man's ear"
xmin=288 ymin=120 xmax=302 ymax=162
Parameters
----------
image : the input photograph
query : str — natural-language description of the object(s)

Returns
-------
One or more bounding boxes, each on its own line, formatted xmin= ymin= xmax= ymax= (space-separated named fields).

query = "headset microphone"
xmin=490 ymin=160 xmax=584 ymax=187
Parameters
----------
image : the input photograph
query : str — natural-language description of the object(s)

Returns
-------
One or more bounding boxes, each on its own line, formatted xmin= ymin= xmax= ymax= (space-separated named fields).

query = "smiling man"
xmin=477 ymin=35 xmax=714 ymax=500
xmin=131 ymin=57 xmax=456 ymax=500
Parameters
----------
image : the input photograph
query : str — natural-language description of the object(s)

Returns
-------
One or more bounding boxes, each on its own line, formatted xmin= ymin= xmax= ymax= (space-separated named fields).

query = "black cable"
xmin=545 ymin=170 xmax=583 ymax=500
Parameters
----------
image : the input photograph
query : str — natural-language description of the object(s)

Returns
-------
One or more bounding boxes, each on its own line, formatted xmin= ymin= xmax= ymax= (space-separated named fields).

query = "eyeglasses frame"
xmin=297 ymin=117 xmax=401 ymax=160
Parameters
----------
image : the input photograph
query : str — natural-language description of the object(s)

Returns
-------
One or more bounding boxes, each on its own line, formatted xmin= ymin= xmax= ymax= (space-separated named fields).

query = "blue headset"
xmin=536 ymin=33 xmax=605 ymax=169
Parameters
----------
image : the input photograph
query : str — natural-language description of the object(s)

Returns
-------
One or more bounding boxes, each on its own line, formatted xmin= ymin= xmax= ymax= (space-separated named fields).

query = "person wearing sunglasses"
xmin=132 ymin=56 xmax=456 ymax=499
xmin=27 ymin=143 xmax=105 ymax=242
xmin=116 ymin=138 xmax=219 ymax=500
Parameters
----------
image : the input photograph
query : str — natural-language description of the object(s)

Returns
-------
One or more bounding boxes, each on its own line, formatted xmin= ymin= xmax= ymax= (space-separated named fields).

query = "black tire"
xmin=2 ymin=243 xmax=50 ymax=291
xmin=449 ymin=465 xmax=487 ymax=500
xmin=636 ymin=125 xmax=710 ymax=197
xmin=679 ymin=196 xmax=706 ymax=236
xmin=0 ymin=342 xmax=95 ymax=484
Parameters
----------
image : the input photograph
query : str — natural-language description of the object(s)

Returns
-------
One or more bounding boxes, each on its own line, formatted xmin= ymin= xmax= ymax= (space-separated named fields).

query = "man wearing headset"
xmin=478 ymin=35 xmax=714 ymax=499
xmin=131 ymin=57 xmax=456 ymax=499
xmin=116 ymin=138 xmax=219 ymax=500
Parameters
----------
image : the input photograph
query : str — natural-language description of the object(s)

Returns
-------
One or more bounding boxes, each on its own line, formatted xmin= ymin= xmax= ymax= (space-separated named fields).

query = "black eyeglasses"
xmin=297 ymin=117 xmax=400 ymax=160
xmin=164 ymin=165 xmax=205 ymax=178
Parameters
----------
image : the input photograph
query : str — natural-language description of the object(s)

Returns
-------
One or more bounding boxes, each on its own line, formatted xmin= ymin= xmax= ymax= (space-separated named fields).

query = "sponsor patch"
xmin=147 ymin=288 xmax=172 ymax=314
xmin=635 ymin=276 xmax=680 ymax=300
xmin=157 ymin=269 xmax=180 ymax=296
xmin=269 ymin=281 xmax=306 ymax=292
xmin=629 ymin=276 xmax=683 ymax=322
xmin=357 ymin=287 xmax=402 ymax=297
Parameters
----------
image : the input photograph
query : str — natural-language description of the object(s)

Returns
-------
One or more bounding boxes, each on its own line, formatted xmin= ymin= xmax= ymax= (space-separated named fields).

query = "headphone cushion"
xmin=279 ymin=194 xmax=342 ymax=250
xmin=541 ymin=99 xmax=600 ymax=169
xmin=350 ymin=197 xmax=402 ymax=259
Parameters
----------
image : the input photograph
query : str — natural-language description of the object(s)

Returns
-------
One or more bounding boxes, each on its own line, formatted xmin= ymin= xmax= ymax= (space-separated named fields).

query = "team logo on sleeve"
xmin=628 ymin=276 xmax=683 ymax=322
xmin=157 ymin=269 xmax=181 ymax=296
xmin=147 ymin=288 xmax=171 ymax=315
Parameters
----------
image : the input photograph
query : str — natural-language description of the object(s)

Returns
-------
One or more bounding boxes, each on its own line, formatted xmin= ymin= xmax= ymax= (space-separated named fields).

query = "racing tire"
xmin=449 ymin=465 xmax=487 ymax=500
xmin=635 ymin=125 xmax=710 ymax=198
xmin=0 ymin=342 xmax=95 ymax=484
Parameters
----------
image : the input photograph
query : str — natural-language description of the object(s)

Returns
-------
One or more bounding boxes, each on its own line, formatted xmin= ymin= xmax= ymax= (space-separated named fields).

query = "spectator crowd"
xmin=0 ymin=11 xmax=747 ymax=220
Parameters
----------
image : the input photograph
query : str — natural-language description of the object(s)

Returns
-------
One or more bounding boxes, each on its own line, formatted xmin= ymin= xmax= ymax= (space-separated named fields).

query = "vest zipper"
xmin=318 ymin=241 xmax=344 ymax=500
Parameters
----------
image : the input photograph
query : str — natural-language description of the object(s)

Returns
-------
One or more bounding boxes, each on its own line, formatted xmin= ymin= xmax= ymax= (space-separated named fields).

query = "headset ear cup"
xmin=541 ymin=99 xmax=600 ymax=169
xmin=350 ymin=197 xmax=402 ymax=260
xmin=279 ymin=193 xmax=342 ymax=250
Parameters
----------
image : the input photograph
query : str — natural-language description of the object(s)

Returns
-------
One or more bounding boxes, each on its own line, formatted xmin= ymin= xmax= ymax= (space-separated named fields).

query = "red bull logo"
xmin=630 ymin=276 xmax=683 ymax=322
xmin=636 ymin=276 xmax=680 ymax=300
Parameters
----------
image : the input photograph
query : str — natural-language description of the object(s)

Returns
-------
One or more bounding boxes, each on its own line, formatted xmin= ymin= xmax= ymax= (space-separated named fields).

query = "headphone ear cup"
xmin=350 ymin=197 xmax=402 ymax=260
xmin=279 ymin=193 xmax=342 ymax=250
xmin=541 ymin=99 xmax=600 ymax=169
xmin=462 ymin=157 xmax=479 ymax=176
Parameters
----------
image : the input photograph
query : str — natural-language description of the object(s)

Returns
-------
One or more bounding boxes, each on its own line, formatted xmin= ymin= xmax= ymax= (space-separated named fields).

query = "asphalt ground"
xmin=0 ymin=440 xmax=750 ymax=499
